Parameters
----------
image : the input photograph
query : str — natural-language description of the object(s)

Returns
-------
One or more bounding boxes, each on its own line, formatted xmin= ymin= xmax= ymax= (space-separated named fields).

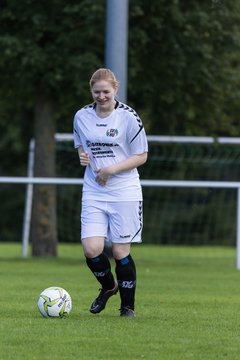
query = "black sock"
xmin=86 ymin=253 xmax=115 ymax=290
xmin=115 ymin=254 xmax=136 ymax=310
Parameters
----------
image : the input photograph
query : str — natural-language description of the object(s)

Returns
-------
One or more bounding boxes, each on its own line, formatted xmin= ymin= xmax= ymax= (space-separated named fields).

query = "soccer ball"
xmin=37 ymin=286 xmax=72 ymax=318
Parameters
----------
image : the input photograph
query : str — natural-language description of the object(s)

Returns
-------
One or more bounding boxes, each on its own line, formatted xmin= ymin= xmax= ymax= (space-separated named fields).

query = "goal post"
xmin=1 ymin=134 xmax=240 ymax=267
xmin=0 ymin=176 xmax=240 ymax=267
xmin=19 ymin=134 xmax=240 ymax=269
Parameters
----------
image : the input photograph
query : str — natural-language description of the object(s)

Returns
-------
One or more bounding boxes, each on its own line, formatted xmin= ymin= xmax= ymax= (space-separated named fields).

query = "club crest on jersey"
xmin=106 ymin=129 xmax=118 ymax=137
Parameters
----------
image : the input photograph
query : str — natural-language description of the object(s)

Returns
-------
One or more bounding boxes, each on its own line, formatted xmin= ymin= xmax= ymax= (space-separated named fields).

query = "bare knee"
xmin=112 ymin=243 xmax=131 ymax=260
xmin=82 ymin=237 xmax=105 ymax=258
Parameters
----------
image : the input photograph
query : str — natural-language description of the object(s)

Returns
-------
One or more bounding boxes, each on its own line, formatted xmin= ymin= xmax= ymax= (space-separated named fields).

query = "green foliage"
xmin=1 ymin=0 xmax=240 ymax=156
xmin=1 ymin=1 xmax=240 ymax=245
xmin=0 ymin=0 xmax=106 ymax=174
xmin=1 ymin=0 xmax=240 ymax=138
xmin=0 ymin=1 xmax=106 ymax=250
xmin=0 ymin=0 xmax=105 ymax=116
xmin=128 ymin=0 xmax=240 ymax=135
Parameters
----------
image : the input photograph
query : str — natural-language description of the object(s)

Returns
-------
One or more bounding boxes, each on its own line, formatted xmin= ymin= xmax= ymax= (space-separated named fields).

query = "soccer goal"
xmin=1 ymin=134 xmax=240 ymax=268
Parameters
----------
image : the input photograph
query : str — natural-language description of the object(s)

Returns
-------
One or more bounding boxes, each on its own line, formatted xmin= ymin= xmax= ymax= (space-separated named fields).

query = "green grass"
xmin=1 ymin=243 xmax=240 ymax=360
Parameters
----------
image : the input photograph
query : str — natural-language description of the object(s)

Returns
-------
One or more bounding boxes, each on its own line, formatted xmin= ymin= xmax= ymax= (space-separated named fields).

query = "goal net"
xmin=1 ymin=135 xmax=240 ymax=252
xmin=54 ymin=135 xmax=240 ymax=246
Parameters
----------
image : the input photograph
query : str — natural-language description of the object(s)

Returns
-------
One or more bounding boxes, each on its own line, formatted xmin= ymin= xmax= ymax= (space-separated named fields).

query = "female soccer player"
xmin=73 ymin=68 xmax=148 ymax=317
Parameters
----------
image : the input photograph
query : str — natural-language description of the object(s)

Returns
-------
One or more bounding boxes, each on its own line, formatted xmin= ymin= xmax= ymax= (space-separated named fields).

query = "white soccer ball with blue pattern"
xmin=37 ymin=287 xmax=72 ymax=318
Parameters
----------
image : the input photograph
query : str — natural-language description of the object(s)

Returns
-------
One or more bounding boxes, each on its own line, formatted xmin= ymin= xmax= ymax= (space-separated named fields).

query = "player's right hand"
xmin=79 ymin=152 xmax=90 ymax=166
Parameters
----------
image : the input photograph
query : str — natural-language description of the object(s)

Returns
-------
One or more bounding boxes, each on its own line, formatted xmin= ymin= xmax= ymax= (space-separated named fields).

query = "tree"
xmin=128 ymin=0 xmax=240 ymax=135
xmin=1 ymin=0 xmax=240 ymax=248
xmin=0 ymin=0 xmax=105 ymax=256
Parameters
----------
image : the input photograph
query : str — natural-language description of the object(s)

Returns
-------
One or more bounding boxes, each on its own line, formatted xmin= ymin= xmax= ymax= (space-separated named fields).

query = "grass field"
xmin=1 ymin=243 xmax=240 ymax=360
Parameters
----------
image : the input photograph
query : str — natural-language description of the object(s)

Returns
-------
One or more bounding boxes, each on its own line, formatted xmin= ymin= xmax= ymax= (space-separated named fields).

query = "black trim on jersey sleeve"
xmin=130 ymin=125 xmax=144 ymax=143
xmin=84 ymin=102 xmax=95 ymax=109
xmin=73 ymin=127 xmax=78 ymax=136
xmin=116 ymin=102 xmax=144 ymax=144
xmin=74 ymin=103 xmax=94 ymax=139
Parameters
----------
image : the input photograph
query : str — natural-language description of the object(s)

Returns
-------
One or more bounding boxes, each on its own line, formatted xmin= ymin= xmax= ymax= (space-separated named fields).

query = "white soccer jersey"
xmin=73 ymin=101 xmax=148 ymax=201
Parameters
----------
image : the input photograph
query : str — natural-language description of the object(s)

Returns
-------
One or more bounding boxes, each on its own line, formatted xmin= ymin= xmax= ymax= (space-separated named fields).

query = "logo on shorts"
xmin=120 ymin=234 xmax=131 ymax=239
xmin=106 ymin=129 xmax=118 ymax=137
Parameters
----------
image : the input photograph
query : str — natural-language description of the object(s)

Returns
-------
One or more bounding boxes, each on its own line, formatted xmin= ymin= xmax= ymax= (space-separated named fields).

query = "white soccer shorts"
xmin=81 ymin=200 xmax=143 ymax=243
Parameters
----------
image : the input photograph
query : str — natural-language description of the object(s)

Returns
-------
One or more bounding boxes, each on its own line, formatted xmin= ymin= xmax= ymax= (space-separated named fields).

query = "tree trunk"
xmin=31 ymin=90 xmax=57 ymax=257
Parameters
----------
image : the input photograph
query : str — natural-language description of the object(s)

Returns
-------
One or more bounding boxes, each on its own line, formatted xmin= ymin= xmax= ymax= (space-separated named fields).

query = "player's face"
xmin=91 ymin=80 xmax=117 ymax=111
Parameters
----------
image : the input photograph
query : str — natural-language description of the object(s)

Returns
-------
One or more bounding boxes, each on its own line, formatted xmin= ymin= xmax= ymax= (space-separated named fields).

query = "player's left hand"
xmin=95 ymin=168 xmax=112 ymax=186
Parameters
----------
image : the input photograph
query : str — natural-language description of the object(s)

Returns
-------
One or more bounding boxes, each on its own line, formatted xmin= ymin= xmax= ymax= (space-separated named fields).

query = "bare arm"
xmin=78 ymin=146 xmax=90 ymax=166
xmin=96 ymin=152 xmax=148 ymax=186
xmin=105 ymin=153 xmax=147 ymax=175
xmin=77 ymin=146 xmax=148 ymax=186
